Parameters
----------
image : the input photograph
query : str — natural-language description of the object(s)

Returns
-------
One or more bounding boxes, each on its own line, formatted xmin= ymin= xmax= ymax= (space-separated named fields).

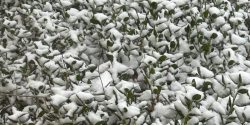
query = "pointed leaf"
xmin=192 ymin=94 xmax=201 ymax=101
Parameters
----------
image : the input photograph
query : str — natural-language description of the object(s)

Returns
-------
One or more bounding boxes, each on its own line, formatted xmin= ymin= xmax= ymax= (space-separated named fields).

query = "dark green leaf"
xmin=197 ymin=67 xmax=201 ymax=76
xmin=232 ymin=47 xmax=238 ymax=50
xmin=203 ymin=10 xmax=209 ymax=18
xmin=150 ymin=68 xmax=155 ymax=74
xmin=171 ymin=64 xmax=178 ymax=69
xmin=192 ymin=79 xmax=196 ymax=88
xmin=76 ymin=74 xmax=82 ymax=81
xmin=238 ymin=88 xmax=248 ymax=94
xmin=150 ymin=2 xmax=158 ymax=9
xmin=201 ymin=43 xmax=210 ymax=54
xmin=192 ymin=94 xmax=201 ymax=101
xmin=239 ymin=74 xmax=242 ymax=84
xmin=189 ymin=46 xmax=194 ymax=50
xmin=185 ymin=25 xmax=191 ymax=33
xmin=90 ymin=17 xmax=100 ymax=24
xmin=106 ymin=54 xmax=113 ymax=62
xmin=169 ymin=9 xmax=175 ymax=15
xmin=158 ymin=55 xmax=167 ymax=63
xmin=123 ymin=108 xmax=128 ymax=112
xmin=107 ymin=40 xmax=113 ymax=47
xmin=191 ymin=19 xmax=196 ymax=27
xmin=87 ymin=79 xmax=92 ymax=84
xmin=153 ymin=88 xmax=158 ymax=94
xmin=170 ymin=41 xmax=176 ymax=48
xmin=88 ymin=65 xmax=97 ymax=72
xmin=211 ymin=33 xmax=218 ymax=39
xmin=228 ymin=60 xmax=235 ymax=65
xmin=235 ymin=4 xmax=240 ymax=11
xmin=65 ymin=12 xmax=70 ymax=18
xmin=123 ymin=17 xmax=129 ymax=22
xmin=222 ymin=75 xmax=225 ymax=85
xmin=144 ymin=76 xmax=149 ymax=84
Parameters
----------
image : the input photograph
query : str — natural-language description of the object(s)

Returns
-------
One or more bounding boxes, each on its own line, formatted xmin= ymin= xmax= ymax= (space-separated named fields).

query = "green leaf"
xmin=171 ymin=64 xmax=178 ymax=69
xmin=203 ymin=10 xmax=209 ymax=18
xmin=144 ymin=76 xmax=149 ymax=84
xmin=189 ymin=46 xmax=194 ymax=50
xmin=123 ymin=108 xmax=128 ymax=112
xmin=87 ymin=79 xmax=92 ymax=84
xmin=192 ymin=79 xmax=196 ymax=88
xmin=185 ymin=97 xmax=192 ymax=111
xmin=228 ymin=60 xmax=235 ymax=65
xmin=211 ymin=33 xmax=218 ymax=39
xmin=228 ymin=96 xmax=232 ymax=108
xmin=222 ymin=75 xmax=225 ymax=85
xmin=169 ymin=9 xmax=175 ymax=15
xmin=235 ymin=4 xmax=240 ymax=11
xmin=157 ymin=86 xmax=162 ymax=92
xmin=185 ymin=25 xmax=191 ymax=33
xmin=184 ymin=115 xmax=191 ymax=125
xmin=201 ymin=43 xmax=210 ymax=54
xmin=65 ymin=12 xmax=70 ymax=18
xmin=153 ymin=88 xmax=158 ymax=94
xmin=106 ymin=54 xmax=113 ymax=62
xmin=238 ymin=88 xmax=248 ymax=94
xmin=191 ymin=19 xmax=196 ymax=27
xmin=232 ymin=47 xmax=238 ymax=50
xmin=90 ymin=17 xmax=100 ymax=25
xmin=192 ymin=94 xmax=201 ymax=101
xmin=150 ymin=68 xmax=155 ymax=74
xmin=76 ymin=74 xmax=82 ymax=81
xmin=38 ymin=110 xmax=46 ymax=118
xmin=123 ymin=17 xmax=129 ymax=22
xmin=197 ymin=67 xmax=201 ymax=76
xmin=88 ymin=65 xmax=97 ymax=72
xmin=170 ymin=41 xmax=176 ymax=48
xmin=239 ymin=74 xmax=242 ymax=84
xmin=150 ymin=2 xmax=158 ymax=9
xmin=158 ymin=55 xmax=167 ymax=63
xmin=107 ymin=40 xmax=113 ymax=47
xmin=211 ymin=14 xmax=217 ymax=19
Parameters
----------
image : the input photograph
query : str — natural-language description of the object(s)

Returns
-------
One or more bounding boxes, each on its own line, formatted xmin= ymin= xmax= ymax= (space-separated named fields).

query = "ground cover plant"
xmin=0 ymin=0 xmax=250 ymax=124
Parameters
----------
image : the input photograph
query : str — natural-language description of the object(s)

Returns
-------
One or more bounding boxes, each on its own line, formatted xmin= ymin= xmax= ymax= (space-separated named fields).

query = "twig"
xmin=0 ymin=92 xmax=48 ymax=98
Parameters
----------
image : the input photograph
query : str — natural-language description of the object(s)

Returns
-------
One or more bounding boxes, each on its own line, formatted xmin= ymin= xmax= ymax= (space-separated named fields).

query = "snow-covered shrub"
xmin=0 ymin=0 xmax=250 ymax=124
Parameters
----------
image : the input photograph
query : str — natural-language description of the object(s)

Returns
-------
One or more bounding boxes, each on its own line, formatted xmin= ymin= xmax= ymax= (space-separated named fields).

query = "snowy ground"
xmin=0 ymin=0 xmax=250 ymax=124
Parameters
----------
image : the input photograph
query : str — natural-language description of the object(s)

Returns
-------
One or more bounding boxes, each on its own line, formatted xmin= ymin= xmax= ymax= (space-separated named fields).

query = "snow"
xmin=198 ymin=66 xmax=214 ymax=78
xmin=27 ymin=80 xmax=45 ymax=90
xmin=51 ymin=94 xmax=68 ymax=106
xmin=211 ymin=102 xmax=226 ymax=115
xmin=94 ymin=0 xmax=107 ymax=6
xmin=209 ymin=7 xmax=221 ymax=15
xmin=116 ymin=80 xmax=140 ymax=92
xmin=90 ymin=71 xmax=113 ymax=94
xmin=70 ymin=92 xmax=94 ymax=103
xmin=235 ymin=94 xmax=250 ymax=106
xmin=60 ymin=0 xmax=72 ymax=7
xmin=94 ymin=13 xmax=108 ymax=23
xmin=174 ymin=100 xmax=188 ymax=116
xmin=2 ymin=0 xmax=250 ymax=124
xmin=172 ymin=0 xmax=188 ymax=6
xmin=8 ymin=107 xmax=29 ymax=123
xmin=187 ymin=117 xmax=199 ymax=125
xmin=186 ymin=77 xmax=204 ymax=88
xmin=231 ymin=34 xmax=247 ymax=45
xmin=118 ymin=100 xmax=140 ymax=118
xmin=109 ymin=28 xmax=123 ymax=40
xmin=44 ymin=2 xmax=53 ymax=12
xmin=87 ymin=111 xmax=103 ymax=124
xmin=229 ymin=71 xmax=250 ymax=85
